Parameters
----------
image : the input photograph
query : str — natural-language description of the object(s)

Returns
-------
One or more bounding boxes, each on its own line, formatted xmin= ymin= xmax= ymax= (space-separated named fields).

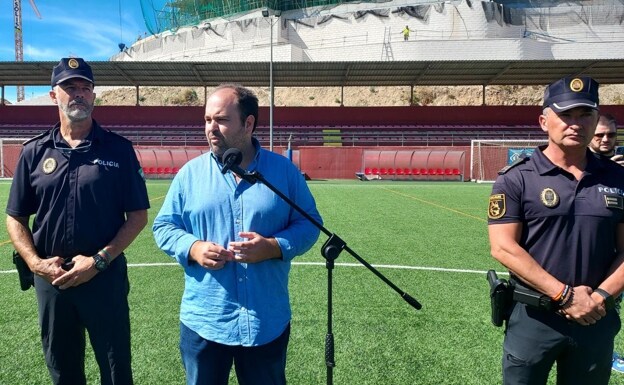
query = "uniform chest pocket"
xmin=573 ymin=194 xmax=623 ymax=221
xmin=604 ymin=194 xmax=624 ymax=210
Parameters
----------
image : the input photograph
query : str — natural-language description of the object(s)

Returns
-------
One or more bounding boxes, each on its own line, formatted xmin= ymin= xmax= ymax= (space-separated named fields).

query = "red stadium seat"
xmin=412 ymin=168 xmax=420 ymax=175
xmin=453 ymin=168 xmax=461 ymax=175
xmin=164 ymin=167 xmax=172 ymax=174
xmin=364 ymin=167 xmax=372 ymax=175
xmin=403 ymin=168 xmax=411 ymax=175
xmin=372 ymin=167 xmax=379 ymax=175
xmin=436 ymin=168 xmax=443 ymax=175
xmin=172 ymin=167 xmax=180 ymax=174
xmin=396 ymin=168 xmax=404 ymax=176
xmin=420 ymin=168 xmax=428 ymax=175
xmin=379 ymin=168 xmax=388 ymax=175
xmin=388 ymin=168 xmax=396 ymax=176
xmin=428 ymin=168 xmax=436 ymax=175
xmin=444 ymin=168 xmax=452 ymax=175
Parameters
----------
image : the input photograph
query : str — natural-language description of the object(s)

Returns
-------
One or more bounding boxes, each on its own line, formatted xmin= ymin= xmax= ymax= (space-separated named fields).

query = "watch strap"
xmin=594 ymin=288 xmax=615 ymax=310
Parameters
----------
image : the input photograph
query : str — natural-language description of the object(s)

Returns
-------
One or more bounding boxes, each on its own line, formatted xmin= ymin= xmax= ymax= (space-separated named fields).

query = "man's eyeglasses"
xmin=54 ymin=140 xmax=92 ymax=153
xmin=594 ymin=132 xmax=617 ymax=139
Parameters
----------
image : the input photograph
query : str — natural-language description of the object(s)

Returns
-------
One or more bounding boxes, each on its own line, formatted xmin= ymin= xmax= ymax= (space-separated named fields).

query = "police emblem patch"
xmin=569 ymin=78 xmax=584 ymax=92
xmin=488 ymin=194 xmax=506 ymax=219
xmin=42 ymin=158 xmax=57 ymax=174
xmin=68 ymin=58 xmax=79 ymax=69
xmin=540 ymin=188 xmax=559 ymax=208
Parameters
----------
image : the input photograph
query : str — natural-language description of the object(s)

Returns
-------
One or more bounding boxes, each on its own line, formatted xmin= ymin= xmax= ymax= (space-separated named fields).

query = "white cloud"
xmin=23 ymin=45 xmax=63 ymax=60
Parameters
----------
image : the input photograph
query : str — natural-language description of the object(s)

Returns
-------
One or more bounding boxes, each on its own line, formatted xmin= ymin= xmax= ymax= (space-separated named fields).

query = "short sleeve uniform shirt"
xmin=6 ymin=121 xmax=150 ymax=258
xmin=488 ymin=146 xmax=624 ymax=288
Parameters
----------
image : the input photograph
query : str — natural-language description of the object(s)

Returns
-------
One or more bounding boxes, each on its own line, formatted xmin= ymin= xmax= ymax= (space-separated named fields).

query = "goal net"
xmin=0 ymin=138 xmax=26 ymax=178
xmin=470 ymin=139 xmax=547 ymax=183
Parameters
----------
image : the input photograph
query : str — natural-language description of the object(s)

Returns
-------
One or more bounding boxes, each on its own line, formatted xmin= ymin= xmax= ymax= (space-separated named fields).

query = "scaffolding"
xmin=139 ymin=0 xmax=391 ymax=34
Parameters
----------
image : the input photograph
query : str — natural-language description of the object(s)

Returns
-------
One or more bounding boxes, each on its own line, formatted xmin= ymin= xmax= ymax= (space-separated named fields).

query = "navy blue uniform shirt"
xmin=488 ymin=146 xmax=624 ymax=288
xmin=6 ymin=120 xmax=150 ymax=258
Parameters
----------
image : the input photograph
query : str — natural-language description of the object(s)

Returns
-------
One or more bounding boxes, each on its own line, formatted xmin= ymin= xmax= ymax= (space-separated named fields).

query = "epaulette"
xmin=498 ymin=156 xmax=529 ymax=175
xmin=21 ymin=130 xmax=50 ymax=146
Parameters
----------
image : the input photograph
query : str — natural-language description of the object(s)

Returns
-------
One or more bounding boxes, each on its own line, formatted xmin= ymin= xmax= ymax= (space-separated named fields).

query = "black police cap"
xmin=542 ymin=76 xmax=599 ymax=113
xmin=51 ymin=58 xmax=94 ymax=88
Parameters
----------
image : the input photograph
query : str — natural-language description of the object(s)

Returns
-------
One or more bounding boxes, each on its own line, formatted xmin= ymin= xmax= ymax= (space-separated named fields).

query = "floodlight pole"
xmin=264 ymin=9 xmax=281 ymax=152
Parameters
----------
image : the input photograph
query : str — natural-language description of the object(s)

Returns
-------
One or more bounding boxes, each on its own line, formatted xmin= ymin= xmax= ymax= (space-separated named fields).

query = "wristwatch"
xmin=92 ymin=253 xmax=109 ymax=272
xmin=594 ymin=288 xmax=615 ymax=310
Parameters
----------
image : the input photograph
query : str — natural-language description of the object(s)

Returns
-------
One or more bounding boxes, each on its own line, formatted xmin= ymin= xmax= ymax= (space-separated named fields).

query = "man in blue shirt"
xmin=153 ymin=84 xmax=322 ymax=385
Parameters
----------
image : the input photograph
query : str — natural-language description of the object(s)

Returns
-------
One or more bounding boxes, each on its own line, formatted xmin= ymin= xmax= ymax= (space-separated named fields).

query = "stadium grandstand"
xmin=2 ymin=0 xmax=624 ymax=181
xmin=115 ymin=0 xmax=624 ymax=62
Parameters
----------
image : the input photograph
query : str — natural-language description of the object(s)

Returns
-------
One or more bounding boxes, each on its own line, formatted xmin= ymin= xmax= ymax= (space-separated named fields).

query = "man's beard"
xmin=59 ymin=100 xmax=93 ymax=122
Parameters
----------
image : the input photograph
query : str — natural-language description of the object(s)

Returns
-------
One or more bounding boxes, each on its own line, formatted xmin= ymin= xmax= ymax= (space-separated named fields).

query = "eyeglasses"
xmin=54 ymin=140 xmax=92 ymax=153
xmin=594 ymin=132 xmax=617 ymax=139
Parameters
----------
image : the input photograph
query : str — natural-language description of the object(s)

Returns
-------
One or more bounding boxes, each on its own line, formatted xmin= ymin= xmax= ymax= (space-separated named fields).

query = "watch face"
xmin=94 ymin=255 xmax=108 ymax=271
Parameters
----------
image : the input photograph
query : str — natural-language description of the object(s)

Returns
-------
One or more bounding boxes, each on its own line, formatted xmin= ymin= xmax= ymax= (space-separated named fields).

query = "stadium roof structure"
xmin=2 ymin=59 xmax=624 ymax=88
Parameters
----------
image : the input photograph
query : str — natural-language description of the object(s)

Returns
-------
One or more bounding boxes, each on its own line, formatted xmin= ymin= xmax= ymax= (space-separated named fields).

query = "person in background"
xmin=402 ymin=25 xmax=412 ymax=41
xmin=488 ymin=76 xmax=624 ymax=384
xmin=588 ymin=113 xmax=624 ymax=372
xmin=5 ymin=57 xmax=150 ymax=385
xmin=589 ymin=113 xmax=624 ymax=166
xmin=153 ymin=84 xmax=322 ymax=385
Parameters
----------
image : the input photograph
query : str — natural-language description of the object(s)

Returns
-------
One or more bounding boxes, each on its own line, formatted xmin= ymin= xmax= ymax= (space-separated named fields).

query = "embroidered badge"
xmin=569 ymin=78 xmax=584 ymax=92
xmin=42 ymin=158 xmax=57 ymax=174
xmin=604 ymin=195 xmax=623 ymax=210
xmin=68 ymin=58 xmax=79 ymax=69
xmin=540 ymin=188 xmax=559 ymax=208
xmin=488 ymin=194 xmax=506 ymax=219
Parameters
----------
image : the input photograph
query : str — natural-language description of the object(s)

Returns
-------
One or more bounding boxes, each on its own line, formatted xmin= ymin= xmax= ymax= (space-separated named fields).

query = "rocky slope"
xmin=95 ymin=84 xmax=624 ymax=107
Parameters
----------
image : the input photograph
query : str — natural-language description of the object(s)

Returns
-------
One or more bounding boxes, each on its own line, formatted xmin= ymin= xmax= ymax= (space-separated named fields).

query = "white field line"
xmin=0 ymin=262 xmax=509 ymax=276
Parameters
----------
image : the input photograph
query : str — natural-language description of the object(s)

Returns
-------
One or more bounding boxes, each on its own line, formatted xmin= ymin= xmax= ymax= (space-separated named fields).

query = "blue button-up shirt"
xmin=153 ymin=140 xmax=321 ymax=346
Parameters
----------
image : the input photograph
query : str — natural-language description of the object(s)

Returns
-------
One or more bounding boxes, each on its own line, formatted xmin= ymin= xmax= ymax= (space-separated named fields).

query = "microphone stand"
xmin=228 ymin=166 xmax=422 ymax=385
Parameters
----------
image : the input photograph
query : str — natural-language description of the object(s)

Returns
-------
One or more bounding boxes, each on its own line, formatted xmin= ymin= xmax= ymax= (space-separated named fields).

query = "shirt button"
xmin=241 ymin=307 xmax=246 ymax=312
xmin=238 ymin=278 xmax=243 ymax=282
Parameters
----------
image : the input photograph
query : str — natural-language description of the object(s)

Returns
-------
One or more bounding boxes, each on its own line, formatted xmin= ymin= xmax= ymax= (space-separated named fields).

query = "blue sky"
xmin=0 ymin=0 xmax=148 ymax=103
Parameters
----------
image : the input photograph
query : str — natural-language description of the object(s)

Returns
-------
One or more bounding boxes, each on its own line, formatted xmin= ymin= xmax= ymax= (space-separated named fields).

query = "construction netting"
xmin=139 ymin=0 xmax=393 ymax=34
xmin=138 ymin=0 xmax=624 ymax=36
xmin=482 ymin=0 xmax=624 ymax=30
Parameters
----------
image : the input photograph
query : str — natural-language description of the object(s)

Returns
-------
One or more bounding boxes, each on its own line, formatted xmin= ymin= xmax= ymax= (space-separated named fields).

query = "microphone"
xmin=220 ymin=148 xmax=257 ymax=184
xmin=221 ymin=148 xmax=243 ymax=175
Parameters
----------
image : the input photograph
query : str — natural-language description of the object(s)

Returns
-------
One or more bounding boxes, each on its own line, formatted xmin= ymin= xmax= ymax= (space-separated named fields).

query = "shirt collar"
xmin=532 ymin=145 xmax=605 ymax=175
xmin=212 ymin=137 xmax=263 ymax=168
xmin=40 ymin=119 xmax=103 ymax=147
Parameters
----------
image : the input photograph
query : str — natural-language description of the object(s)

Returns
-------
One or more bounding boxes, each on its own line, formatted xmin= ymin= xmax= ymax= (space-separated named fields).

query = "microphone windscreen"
xmin=223 ymin=148 xmax=242 ymax=166
xmin=221 ymin=148 xmax=243 ymax=174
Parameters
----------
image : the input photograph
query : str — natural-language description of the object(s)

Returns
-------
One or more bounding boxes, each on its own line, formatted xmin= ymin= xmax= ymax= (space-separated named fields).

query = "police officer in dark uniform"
xmin=6 ymin=58 xmax=150 ymax=385
xmin=488 ymin=76 xmax=624 ymax=385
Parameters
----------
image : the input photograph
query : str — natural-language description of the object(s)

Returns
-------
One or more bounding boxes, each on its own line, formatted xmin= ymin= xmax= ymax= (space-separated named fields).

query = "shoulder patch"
xmin=498 ymin=156 xmax=529 ymax=175
xmin=488 ymin=194 xmax=506 ymax=219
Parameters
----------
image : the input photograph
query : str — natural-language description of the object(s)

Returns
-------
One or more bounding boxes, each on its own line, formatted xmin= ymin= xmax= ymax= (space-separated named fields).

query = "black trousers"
xmin=34 ymin=256 xmax=133 ymax=385
xmin=503 ymin=302 xmax=620 ymax=385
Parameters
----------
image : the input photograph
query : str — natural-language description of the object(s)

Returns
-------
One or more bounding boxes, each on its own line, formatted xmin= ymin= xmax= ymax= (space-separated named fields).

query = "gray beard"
xmin=60 ymin=103 xmax=93 ymax=122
